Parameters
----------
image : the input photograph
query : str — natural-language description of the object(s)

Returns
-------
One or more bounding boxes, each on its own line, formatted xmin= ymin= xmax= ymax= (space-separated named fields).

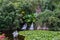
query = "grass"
xmin=19 ymin=30 xmax=60 ymax=40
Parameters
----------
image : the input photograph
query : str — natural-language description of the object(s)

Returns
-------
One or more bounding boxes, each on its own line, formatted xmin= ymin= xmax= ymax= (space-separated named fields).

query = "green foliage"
xmin=0 ymin=3 xmax=20 ymax=30
xmin=37 ymin=9 xmax=60 ymax=31
xmin=0 ymin=0 xmax=60 ymax=31
xmin=48 ymin=10 xmax=60 ymax=31
xmin=19 ymin=30 xmax=60 ymax=40
xmin=37 ymin=10 xmax=54 ymax=26
xmin=24 ymin=14 xmax=36 ymax=23
xmin=36 ymin=0 xmax=60 ymax=31
xmin=0 ymin=0 xmax=37 ymax=30
xmin=48 ymin=17 xmax=60 ymax=30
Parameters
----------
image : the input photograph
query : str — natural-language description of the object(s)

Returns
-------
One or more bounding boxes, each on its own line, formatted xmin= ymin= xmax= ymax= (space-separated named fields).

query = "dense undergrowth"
xmin=19 ymin=30 xmax=60 ymax=40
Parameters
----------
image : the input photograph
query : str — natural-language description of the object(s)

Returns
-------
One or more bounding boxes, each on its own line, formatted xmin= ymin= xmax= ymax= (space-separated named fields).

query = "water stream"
xmin=29 ymin=23 xmax=34 ymax=30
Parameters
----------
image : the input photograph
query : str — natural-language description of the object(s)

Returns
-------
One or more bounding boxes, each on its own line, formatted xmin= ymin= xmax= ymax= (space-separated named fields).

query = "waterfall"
xmin=29 ymin=23 xmax=34 ymax=30
xmin=22 ymin=23 xmax=27 ymax=30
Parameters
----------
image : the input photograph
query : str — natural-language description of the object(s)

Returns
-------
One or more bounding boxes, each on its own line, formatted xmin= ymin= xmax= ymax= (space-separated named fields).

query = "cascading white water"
xmin=29 ymin=23 xmax=34 ymax=30
xmin=22 ymin=23 xmax=27 ymax=30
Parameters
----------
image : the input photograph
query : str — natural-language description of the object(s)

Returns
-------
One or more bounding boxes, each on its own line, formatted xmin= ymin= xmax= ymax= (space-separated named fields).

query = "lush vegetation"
xmin=0 ymin=0 xmax=37 ymax=30
xmin=19 ymin=30 xmax=60 ymax=40
xmin=0 ymin=0 xmax=60 ymax=40
xmin=36 ymin=0 xmax=60 ymax=31
xmin=37 ymin=10 xmax=60 ymax=31
xmin=0 ymin=0 xmax=60 ymax=31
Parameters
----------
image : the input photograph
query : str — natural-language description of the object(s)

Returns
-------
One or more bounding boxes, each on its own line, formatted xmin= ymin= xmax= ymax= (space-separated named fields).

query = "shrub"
xmin=48 ymin=16 xmax=60 ymax=31
xmin=37 ymin=10 xmax=60 ymax=31
xmin=0 ymin=0 xmax=36 ymax=30
xmin=19 ymin=30 xmax=60 ymax=40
